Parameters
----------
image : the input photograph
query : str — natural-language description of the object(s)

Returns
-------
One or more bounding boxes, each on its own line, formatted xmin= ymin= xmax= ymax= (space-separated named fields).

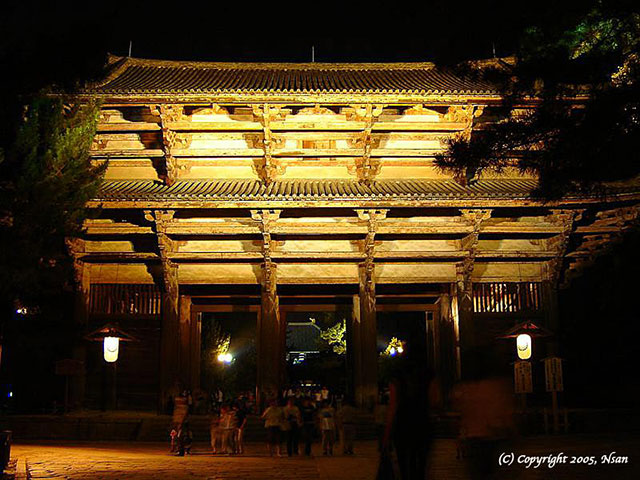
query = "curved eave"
xmin=86 ymin=191 xmax=640 ymax=209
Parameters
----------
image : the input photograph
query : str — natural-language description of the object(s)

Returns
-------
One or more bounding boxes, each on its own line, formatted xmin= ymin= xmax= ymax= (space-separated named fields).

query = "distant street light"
xmin=217 ymin=352 xmax=233 ymax=364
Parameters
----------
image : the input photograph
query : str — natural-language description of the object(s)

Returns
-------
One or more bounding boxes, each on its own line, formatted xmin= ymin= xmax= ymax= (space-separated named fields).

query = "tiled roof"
xmin=95 ymin=179 xmax=541 ymax=202
xmin=286 ymin=323 xmax=321 ymax=352
xmin=87 ymin=55 xmax=499 ymax=96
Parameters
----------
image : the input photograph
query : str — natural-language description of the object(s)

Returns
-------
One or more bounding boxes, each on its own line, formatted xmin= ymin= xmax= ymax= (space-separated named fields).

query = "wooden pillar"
xmin=349 ymin=295 xmax=362 ymax=405
xmin=437 ymin=289 xmax=460 ymax=406
xmin=543 ymin=280 xmax=560 ymax=355
xmin=159 ymin=261 xmax=180 ymax=412
xmin=456 ymin=262 xmax=475 ymax=380
xmin=257 ymin=261 xmax=282 ymax=407
xmin=179 ymin=295 xmax=199 ymax=390
xmin=354 ymin=263 xmax=378 ymax=409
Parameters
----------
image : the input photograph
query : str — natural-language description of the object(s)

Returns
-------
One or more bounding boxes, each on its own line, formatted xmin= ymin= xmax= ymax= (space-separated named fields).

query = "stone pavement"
xmin=10 ymin=435 xmax=640 ymax=479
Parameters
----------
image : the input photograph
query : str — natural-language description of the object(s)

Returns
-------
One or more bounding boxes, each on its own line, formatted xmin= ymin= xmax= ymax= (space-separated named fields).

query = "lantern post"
xmin=498 ymin=321 xmax=553 ymax=417
xmin=85 ymin=324 xmax=136 ymax=410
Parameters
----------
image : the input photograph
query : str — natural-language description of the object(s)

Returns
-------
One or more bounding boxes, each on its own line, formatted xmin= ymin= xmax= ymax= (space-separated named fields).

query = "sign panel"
xmin=544 ymin=357 xmax=563 ymax=392
xmin=514 ymin=360 xmax=533 ymax=394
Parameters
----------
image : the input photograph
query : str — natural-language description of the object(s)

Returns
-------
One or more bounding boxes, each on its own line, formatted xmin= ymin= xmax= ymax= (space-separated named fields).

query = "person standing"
xmin=234 ymin=402 xmax=248 ymax=454
xmin=219 ymin=403 xmax=238 ymax=454
xmin=318 ymin=400 xmax=336 ymax=456
xmin=300 ymin=397 xmax=317 ymax=456
xmin=172 ymin=391 xmax=189 ymax=430
xmin=338 ymin=399 xmax=357 ymax=455
xmin=383 ymin=360 xmax=435 ymax=480
xmin=283 ymin=397 xmax=302 ymax=456
xmin=210 ymin=408 xmax=222 ymax=454
xmin=320 ymin=385 xmax=330 ymax=403
xmin=261 ymin=400 xmax=285 ymax=456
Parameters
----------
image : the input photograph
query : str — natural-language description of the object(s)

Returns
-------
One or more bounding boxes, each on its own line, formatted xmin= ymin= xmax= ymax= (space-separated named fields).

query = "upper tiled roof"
xmin=86 ymin=55 xmax=500 ymax=96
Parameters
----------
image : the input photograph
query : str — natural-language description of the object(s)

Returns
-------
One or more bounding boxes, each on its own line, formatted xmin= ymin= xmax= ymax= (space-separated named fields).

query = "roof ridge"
xmin=106 ymin=54 xmax=439 ymax=70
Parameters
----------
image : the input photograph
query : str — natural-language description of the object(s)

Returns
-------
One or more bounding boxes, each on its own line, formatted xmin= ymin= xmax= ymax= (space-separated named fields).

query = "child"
xmin=170 ymin=425 xmax=179 ymax=453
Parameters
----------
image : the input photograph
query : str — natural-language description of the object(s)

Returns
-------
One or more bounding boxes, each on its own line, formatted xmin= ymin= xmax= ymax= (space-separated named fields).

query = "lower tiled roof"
xmin=95 ymin=179 xmax=542 ymax=201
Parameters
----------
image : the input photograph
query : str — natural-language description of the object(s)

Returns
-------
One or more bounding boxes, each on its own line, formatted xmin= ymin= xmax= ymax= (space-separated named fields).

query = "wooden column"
xmin=543 ymin=280 xmax=560 ymax=355
xmin=455 ymin=263 xmax=475 ymax=380
xmin=257 ymin=261 xmax=282 ymax=406
xmin=349 ymin=294 xmax=362 ymax=405
xmin=456 ymin=209 xmax=492 ymax=380
xmin=178 ymin=295 xmax=199 ymax=390
xmin=252 ymin=209 xmax=283 ymax=407
xmin=437 ymin=290 xmax=460 ymax=389
xmin=145 ymin=210 xmax=182 ymax=410
xmin=351 ymin=208 xmax=386 ymax=409
xmin=355 ymin=263 xmax=379 ymax=409
xmin=159 ymin=260 xmax=180 ymax=410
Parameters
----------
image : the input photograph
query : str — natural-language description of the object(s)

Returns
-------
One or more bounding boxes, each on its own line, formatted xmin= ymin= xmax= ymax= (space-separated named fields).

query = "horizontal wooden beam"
xmin=83 ymin=218 xmax=566 ymax=236
xmin=90 ymin=148 xmax=447 ymax=158
xmin=78 ymin=249 xmax=556 ymax=261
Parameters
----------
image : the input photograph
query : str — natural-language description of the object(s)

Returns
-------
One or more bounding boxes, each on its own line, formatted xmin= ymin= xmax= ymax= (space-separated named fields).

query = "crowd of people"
xmin=168 ymin=384 xmax=362 ymax=458
xmin=167 ymin=364 xmax=515 ymax=480
xmin=260 ymin=393 xmax=358 ymax=457
xmin=169 ymin=386 xmax=255 ymax=456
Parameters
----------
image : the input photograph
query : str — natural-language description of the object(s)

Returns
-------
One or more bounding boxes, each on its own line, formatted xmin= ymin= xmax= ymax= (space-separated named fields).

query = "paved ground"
xmin=10 ymin=435 xmax=640 ymax=479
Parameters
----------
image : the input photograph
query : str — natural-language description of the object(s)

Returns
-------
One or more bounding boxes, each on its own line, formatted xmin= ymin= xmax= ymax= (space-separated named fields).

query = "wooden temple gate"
xmin=63 ymin=55 xmax=640 ymax=410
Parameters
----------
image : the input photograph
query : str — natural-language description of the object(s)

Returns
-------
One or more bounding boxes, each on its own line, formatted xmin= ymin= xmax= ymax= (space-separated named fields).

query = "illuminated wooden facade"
xmin=68 ymin=55 xmax=640 ymax=409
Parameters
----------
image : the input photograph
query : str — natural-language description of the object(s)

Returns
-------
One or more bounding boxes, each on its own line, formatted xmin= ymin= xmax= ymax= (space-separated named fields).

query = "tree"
xmin=0 ymin=96 xmax=106 ymax=313
xmin=435 ymin=1 xmax=640 ymax=199
xmin=319 ymin=319 xmax=347 ymax=355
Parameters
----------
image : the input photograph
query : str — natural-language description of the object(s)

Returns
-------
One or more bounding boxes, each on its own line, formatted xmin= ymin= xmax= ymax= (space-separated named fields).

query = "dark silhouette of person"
xmin=383 ymin=355 xmax=435 ymax=480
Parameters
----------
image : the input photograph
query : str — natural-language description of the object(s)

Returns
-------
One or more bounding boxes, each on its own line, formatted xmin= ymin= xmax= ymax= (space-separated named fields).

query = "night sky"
xmin=2 ymin=0 xmax=587 ymax=95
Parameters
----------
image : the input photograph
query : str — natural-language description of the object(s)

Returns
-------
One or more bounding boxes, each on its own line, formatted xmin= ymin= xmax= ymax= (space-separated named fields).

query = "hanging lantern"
xmin=516 ymin=333 xmax=532 ymax=360
xmin=86 ymin=323 xmax=136 ymax=364
xmin=103 ymin=336 xmax=120 ymax=363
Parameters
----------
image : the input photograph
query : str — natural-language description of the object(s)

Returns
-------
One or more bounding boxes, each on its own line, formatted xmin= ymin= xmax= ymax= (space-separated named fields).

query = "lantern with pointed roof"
xmin=498 ymin=321 xmax=553 ymax=360
xmin=85 ymin=323 xmax=137 ymax=363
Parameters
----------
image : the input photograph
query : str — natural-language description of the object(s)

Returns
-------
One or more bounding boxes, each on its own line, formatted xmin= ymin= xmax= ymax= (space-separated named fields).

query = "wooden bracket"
xmin=150 ymin=105 xmax=185 ymax=186
xmin=252 ymin=105 xmax=288 ymax=184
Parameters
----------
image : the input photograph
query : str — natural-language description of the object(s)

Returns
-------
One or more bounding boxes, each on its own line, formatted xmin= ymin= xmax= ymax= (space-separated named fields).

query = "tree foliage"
xmin=319 ymin=319 xmax=347 ymax=355
xmin=435 ymin=1 xmax=640 ymax=199
xmin=0 ymin=96 xmax=106 ymax=309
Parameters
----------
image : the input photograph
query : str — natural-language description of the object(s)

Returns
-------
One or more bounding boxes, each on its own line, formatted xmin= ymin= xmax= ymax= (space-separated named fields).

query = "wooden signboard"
xmin=514 ymin=360 xmax=533 ymax=394
xmin=544 ymin=357 xmax=563 ymax=392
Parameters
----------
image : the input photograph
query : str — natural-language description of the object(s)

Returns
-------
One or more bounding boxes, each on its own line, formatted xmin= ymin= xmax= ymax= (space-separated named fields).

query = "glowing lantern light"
xmin=103 ymin=336 xmax=120 ymax=363
xmin=86 ymin=323 xmax=136 ymax=364
xmin=516 ymin=334 xmax=532 ymax=360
